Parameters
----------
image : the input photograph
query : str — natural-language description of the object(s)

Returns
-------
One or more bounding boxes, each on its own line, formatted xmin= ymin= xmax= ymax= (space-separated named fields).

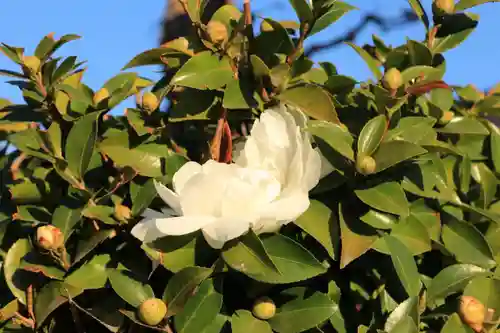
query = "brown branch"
xmin=305 ymin=9 xmax=419 ymax=58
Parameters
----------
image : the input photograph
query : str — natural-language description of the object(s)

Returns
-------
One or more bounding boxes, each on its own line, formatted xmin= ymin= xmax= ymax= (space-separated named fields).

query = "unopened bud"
xmin=382 ymin=68 xmax=403 ymax=91
xmin=36 ymin=225 xmax=64 ymax=251
xmin=93 ymin=88 xmax=110 ymax=105
xmin=356 ymin=155 xmax=377 ymax=175
xmin=260 ymin=20 xmax=274 ymax=32
xmin=141 ymin=92 xmax=159 ymax=113
xmin=137 ymin=298 xmax=167 ymax=326
xmin=459 ymin=296 xmax=485 ymax=333
xmin=434 ymin=0 xmax=455 ymax=14
xmin=114 ymin=204 xmax=131 ymax=222
xmin=439 ymin=111 xmax=454 ymax=125
xmin=206 ymin=21 xmax=228 ymax=45
xmin=252 ymin=296 xmax=276 ymax=320
xmin=22 ymin=56 xmax=41 ymax=74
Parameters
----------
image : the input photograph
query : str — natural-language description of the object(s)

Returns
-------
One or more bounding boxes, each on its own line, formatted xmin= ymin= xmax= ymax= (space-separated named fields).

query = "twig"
xmin=26 ymin=285 xmax=35 ymax=323
xmin=287 ymin=22 xmax=309 ymax=65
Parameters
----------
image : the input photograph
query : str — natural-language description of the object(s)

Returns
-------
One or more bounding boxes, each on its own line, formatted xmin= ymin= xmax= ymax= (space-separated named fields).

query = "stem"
xmin=287 ymin=22 xmax=309 ymax=65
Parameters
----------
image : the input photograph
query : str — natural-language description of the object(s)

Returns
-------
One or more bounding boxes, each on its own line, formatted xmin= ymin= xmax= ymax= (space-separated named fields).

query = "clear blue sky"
xmin=1 ymin=0 xmax=499 ymax=111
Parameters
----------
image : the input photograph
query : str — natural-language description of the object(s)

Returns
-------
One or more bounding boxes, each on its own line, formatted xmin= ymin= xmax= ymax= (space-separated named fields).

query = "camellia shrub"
xmin=1 ymin=0 xmax=500 ymax=332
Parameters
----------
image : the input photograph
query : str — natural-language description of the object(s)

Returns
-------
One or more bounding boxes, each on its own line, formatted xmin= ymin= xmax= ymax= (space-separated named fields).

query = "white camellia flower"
xmin=131 ymin=104 xmax=328 ymax=249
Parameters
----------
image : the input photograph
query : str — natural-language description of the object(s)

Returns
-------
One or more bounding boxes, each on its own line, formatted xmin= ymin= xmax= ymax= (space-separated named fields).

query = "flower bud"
xmin=141 ymin=92 xmax=159 ymax=113
xmin=36 ymin=225 xmax=64 ymax=251
xmin=356 ymin=155 xmax=377 ymax=175
xmin=137 ymin=298 xmax=167 ymax=326
xmin=260 ymin=20 xmax=274 ymax=32
xmin=252 ymin=296 xmax=276 ymax=320
xmin=206 ymin=20 xmax=228 ymax=44
xmin=459 ymin=296 xmax=485 ymax=332
xmin=439 ymin=111 xmax=454 ymax=125
xmin=93 ymin=88 xmax=110 ymax=105
xmin=114 ymin=204 xmax=131 ymax=222
xmin=22 ymin=56 xmax=41 ymax=74
xmin=434 ymin=0 xmax=455 ymax=14
xmin=382 ymin=68 xmax=403 ymax=90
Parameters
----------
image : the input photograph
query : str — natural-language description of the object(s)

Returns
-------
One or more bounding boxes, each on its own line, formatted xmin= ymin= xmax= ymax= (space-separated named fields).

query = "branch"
xmin=305 ymin=9 xmax=419 ymax=58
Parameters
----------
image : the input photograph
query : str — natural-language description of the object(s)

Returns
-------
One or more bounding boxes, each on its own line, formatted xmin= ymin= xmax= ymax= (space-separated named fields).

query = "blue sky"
xmin=1 ymin=0 xmax=499 ymax=111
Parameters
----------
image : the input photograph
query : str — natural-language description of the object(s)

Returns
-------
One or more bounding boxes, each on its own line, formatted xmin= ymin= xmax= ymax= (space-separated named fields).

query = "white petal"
xmin=154 ymin=180 xmax=182 ymax=214
xmin=131 ymin=218 xmax=161 ymax=243
xmin=260 ymin=192 xmax=310 ymax=224
xmin=155 ymin=215 xmax=216 ymax=236
xmin=141 ymin=208 xmax=164 ymax=219
xmin=302 ymin=136 xmax=322 ymax=191
xmin=172 ymin=161 xmax=202 ymax=194
xmin=201 ymin=217 xmax=252 ymax=249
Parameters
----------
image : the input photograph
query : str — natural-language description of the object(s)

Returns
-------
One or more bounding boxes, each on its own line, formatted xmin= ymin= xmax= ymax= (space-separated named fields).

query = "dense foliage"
xmin=1 ymin=0 xmax=500 ymax=332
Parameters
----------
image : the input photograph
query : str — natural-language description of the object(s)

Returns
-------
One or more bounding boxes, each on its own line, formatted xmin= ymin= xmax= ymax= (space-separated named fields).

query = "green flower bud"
xmin=435 ymin=0 xmax=455 ymax=14
xmin=114 ymin=204 xmax=131 ymax=222
xmin=382 ymin=68 xmax=403 ymax=90
xmin=252 ymin=296 xmax=276 ymax=320
xmin=137 ymin=298 xmax=167 ymax=326
xmin=356 ymin=155 xmax=377 ymax=175
xmin=141 ymin=92 xmax=159 ymax=113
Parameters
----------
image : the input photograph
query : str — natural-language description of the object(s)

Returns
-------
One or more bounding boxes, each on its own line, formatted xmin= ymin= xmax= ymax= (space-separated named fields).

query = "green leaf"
xmin=51 ymin=204 xmax=82 ymax=242
xmin=407 ymin=0 xmax=429 ymax=29
xmin=162 ymin=266 xmax=213 ymax=316
xmin=65 ymin=254 xmax=110 ymax=290
xmin=222 ymin=233 xmax=326 ymax=284
xmin=64 ymin=111 xmax=101 ymax=181
xmin=308 ymin=120 xmax=354 ymax=161
xmin=288 ymin=0 xmax=313 ymax=22
xmin=202 ymin=314 xmax=228 ymax=333
xmin=222 ymin=78 xmax=257 ymax=109
xmin=355 ymin=181 xmax=410 ymax=217
xmin=34 ymin=281 xmax=83 ymax=328
xmin=442 ymin=219 xmax=496 ymax=269
xmin=431 ymin=13 xmax=479 ymax=53
xmin=390 ymin=316 xmax=419 ymax=333
xmin=471 ymin=162 xmax=498 ymax=208
xmin=357 ymin=114 xmax=387 ymax=157
xmin=171 ymin=51 xmax=234 ymax=90
xmin=339 ymin=202 xmax=378 ymax=268
xmin=427 ymin=264 xmax=489 ymax=301
xmin=277 ymin=85 xmax=339 ymax=123
xmin=268 ymin=292 xmax=337 ymax=333
xmin=130 ymin=178 xmax=157 ymax=216
xmin=401 ymin=66 xmax=440 ymax=84
xmin=440 ymin=313 xmax=472 ymax=333
xmin=231 ymin=310 xmax=273 ymax=333
xmin=294 ymin=199 xmax=338 ymax=259
xmin=309 ymin=2 xmax=357 ymax=36
xmin=385 ymin=236 xmax=422 ymax=297
xmin=19 ymin=256 xmax=65 ymax=280
xmin=384 ymin=296 xmax=420 ymax=332
xmin=372 ymin=141 xmax=428 ymax=173
xmin=360 ymin=210 xmax=397 ymax=230
xmin=108 ymin=268 xmax=154 ymax=307
xmin=490 ymin=124 xmax=500 ymax=173
xmin=74 ymin=229 xmax=115 ymax=264
xmin=463 ymin=276 xmax=500 ymax=316
xmin=346 ymin=42 xmax=382 ymax=80
xmin=455 ymin=0 xmax=500 ymax=12
xmin=3 ymin=238 xmax=32 ymax=304
xmin=174 ymin=279 xmax=223 ymax=333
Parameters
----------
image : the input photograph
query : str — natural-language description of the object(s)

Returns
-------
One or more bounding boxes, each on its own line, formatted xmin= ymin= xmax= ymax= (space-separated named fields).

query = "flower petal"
xmin=172 ymin=161 xmax=202 ymax=194
xmin=260 ymin=192 xmax=310 ymax=225
xmin=154 ymin=180 xmax=182 ymax=214
xmin=155 ymin=215 xmax=216 ymax=236
xmin=202 ymin=217 xmax=252 ymax=249
xmin=302 ymin=136 xmax=322 ymax=191
xmin=131 ymin=217 xmax=161 ymax=243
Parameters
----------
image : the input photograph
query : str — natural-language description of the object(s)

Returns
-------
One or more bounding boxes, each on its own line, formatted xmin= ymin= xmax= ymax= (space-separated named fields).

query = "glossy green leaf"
xmin=401 ymin=66 xmax=440 ymax=84
xmin=51 ymin=204 xmax=82 ymax=241
xmin=64 ymin=111 xmax=101 ymax=180
xmin=74 ymin=229 xmax=115 ymax=264
xmin=355 ymin=181 xmax=410 ymax=217
xmin=65 ymin=254 xmax=110 ymax=290
xmin=231 ymin=310 xmax=273 ymax=333
xmin=108 ymin=268 xmax=154 ymax=307
xmin=3 ymin=238 xmax=32 ymax=304
xmin=339 ymin=202 xmax=378 ymax=268
xmin=427 ymin=264 xmax=489 ymax=301
xmin=346 ymin=42 xmax=382 ymax=80
xmin=357 ymin=114 xmax=387 ymax=157
xmin=431 ymin=13 xmax=478 ymax=54
xmin=440 ymin=313 xmax=471 ymax=333
xmin=268 ymin=292 xmax=337 ymax=333
xmin=360 ymin=210 xmax=397 ymax=230
xmin=222 ymin=78 xmax=257 ymax=109
xmin=455 ymin=0 xmax=500 ymax=12
xmin=308 ymin=120 xmax=354 ymax=161
xmin=471 ymin=162 xmax=498 ymax=208
xmin=385 ymin=236 xmax=422 ymax=297
xmin=222 ymin=233 xmax=326 ymax=284
xmin=384 ymin=296 xmax=420 ymax=332
xmin=34 ymin=281 xmax=83 ymax=328
xmin=309 ymin=2 xmax=357 ymax=36
xmin=277 ymin=85 xmax=339 ymax=123
xmin=407 ymin=0 xmax=429 ymax=29
xmin=442 ymin=219 xmax=496 ymax=268
xmin=288 ymin=0 xmax=313 ymax=22
xmin=171 ymin=51 xmax=234 ymax=90
xmin=130 ymin=178 xmax=157 ymax=216
xmin=373 ymin=141 xmax=428 ymax=173
xmin=163 ymin=266 xmax=213 ymax=316
xmin=174 ymin=279 xmax=223 ymax=333
xmin=294 ymin=199 xmax=338 ymax=259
